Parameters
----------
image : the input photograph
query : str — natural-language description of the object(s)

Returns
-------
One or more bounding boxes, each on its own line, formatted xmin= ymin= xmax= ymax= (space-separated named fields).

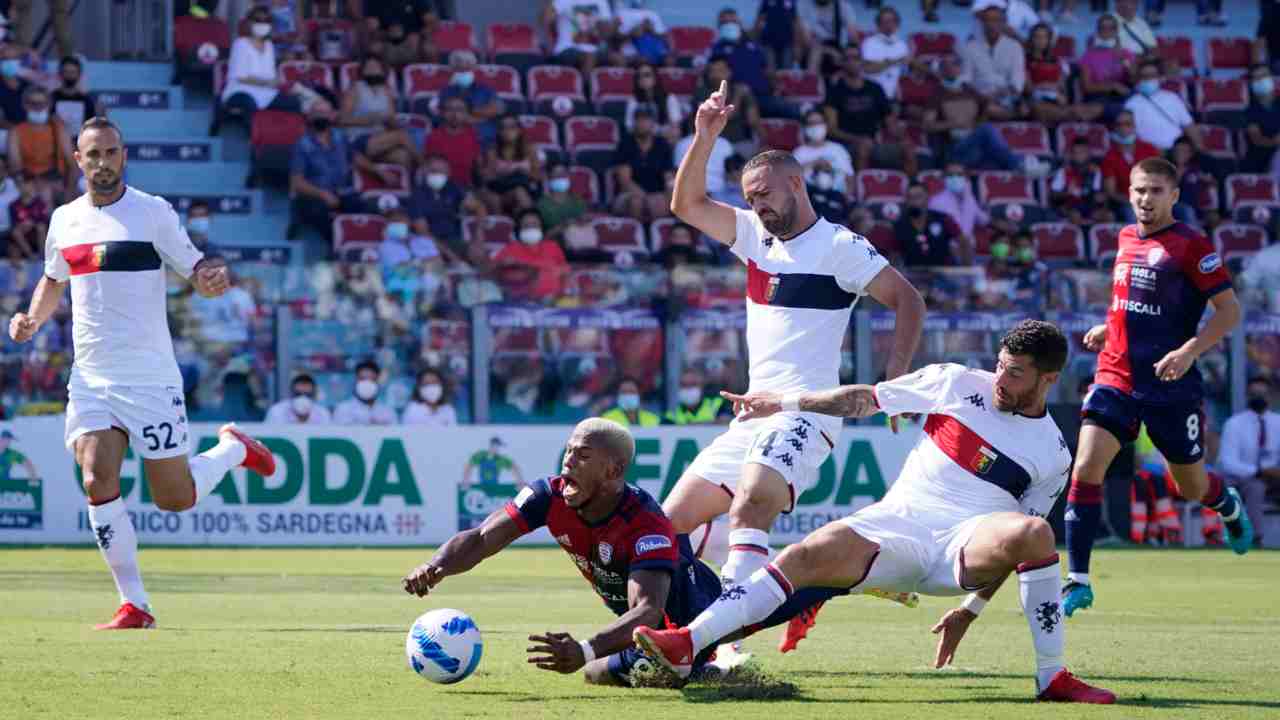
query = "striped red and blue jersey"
xmin=1096 ymin=222 xmax=1231 ymax=402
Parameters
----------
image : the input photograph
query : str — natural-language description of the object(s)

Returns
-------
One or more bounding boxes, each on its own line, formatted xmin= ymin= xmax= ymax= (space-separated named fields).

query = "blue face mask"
xmin=452 ymin=71 xmax=474 ymax=87
xmin=0 ymin=60 xmax=20 ymax=78
xmin=945 ymin=175 xmax=967 ymax=194
xmin=386 ymin=221 xmax=409 ymax=241
xmin=1253 ymin=77 xmax=1275 ymax=97
xmin=1137 ymin=79 xmax=1160 ymax=96
xmin=1112 ymin=131 xmax=1136 ymax=145
xmin=187 ymin=216 xmax=210 ymax=235
xmin=719 ymin=23 xmax=741 ymax=42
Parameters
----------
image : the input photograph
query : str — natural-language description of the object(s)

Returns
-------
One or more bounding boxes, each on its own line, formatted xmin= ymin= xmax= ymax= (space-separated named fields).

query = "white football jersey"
xmin=731 ymin=207 xmax=888 ymax=400
xmin=44 ymin=186 xmax=203 ymax=389
xmin=874 ymin=363 xmax=1072 ymax=518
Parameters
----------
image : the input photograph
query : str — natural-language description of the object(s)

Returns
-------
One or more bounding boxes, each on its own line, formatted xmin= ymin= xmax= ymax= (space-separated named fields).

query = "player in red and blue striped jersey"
xmin=1063 ymin=157 xmax=1251 ymax=618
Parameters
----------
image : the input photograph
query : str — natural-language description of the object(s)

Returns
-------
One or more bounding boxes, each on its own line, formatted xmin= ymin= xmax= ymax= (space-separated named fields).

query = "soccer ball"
xmin=405 ymin=608 xmax=483 ymax=684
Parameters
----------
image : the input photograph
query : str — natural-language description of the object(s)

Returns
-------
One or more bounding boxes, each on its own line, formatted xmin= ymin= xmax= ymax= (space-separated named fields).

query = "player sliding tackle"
xmin=7 ymin=117 xmax=276 ymax=630
xmin=662 ymin=79 xmax=925 ymax=655
xmin=636 ymin=321 xmax=1116 ymax=704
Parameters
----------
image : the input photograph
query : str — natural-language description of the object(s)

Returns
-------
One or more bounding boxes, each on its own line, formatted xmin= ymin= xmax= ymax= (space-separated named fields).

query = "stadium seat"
xmin=281 ymin=61 xmax=334 ymax=91
xmin=759 ymin=118 xmax=802 ymax=151
xmin=249 ymin=109 xmax=306 ymax=187
xmin=909 ymin=32 xmax=956 ymax=62
xmin=774 ymin=69 xmax=824 ymax=106
xmin=918 ymin=169 xmax=944 ymax=198
xmin=590 ymin=67 xmax=635 ymax=118
xmin=354 ymin=164 xmax=411 ymax=199
xmin=433 ymin=21 xmax=477 ymax=55
xmin=465 ymin=215 xmax=517 ymax=256
xmin=486 ymin=23 xmax=542 ymax=69
xmin=403 ymin=63 xmax=453 ymax=97
xmin=1213 ymin=223 xmax=1268 ymax=257
xmin=1198 ymin=124 xmax=1235 ymax=161
xmin=332 ymin=214 xmax=387 ymax=255
xmin=649 ymin=216 xmax=678 ymax=253
xmin=1225 ymin=174 xmax=1280 ymax=210
xmin=1088 ymin=223 xmax=1124 ymax=262
xmin=1196 ymin=77 xmax=1248 ymax=114
xmin=866 ymin=220 xmax=898 ymax=257
xmin=1056 ymin=122 xmax=1109 ymax=158
xmin=977 ymin=172 xmax=1038 ymax=207
xmin=1052 ymin=35 xmax=1077 ymax=61
xmin=994 ymin=122 xmax=1052 ymax=157
xmin=528 ymin=65 xmax=588 ymax=115
xmin=1207 ymin=37 xmax=1252 ymax=73
xmin=172 ymin=14 xmax=230 ymax=85
xmin=1157 ymin=36 xmax=1196 ymax=71
xmin=518 ymin=114 xmax=562 ymax=162
xmin=565 ymin=116 xmax=620 ymax=173
xmin=476 ymin=64 xmax=525 ymax=110
xmin=590 ymin=216 xmax=648 ymax=256
xmin=658 ymin=67 xmax=698 ymax=102
xmin=1030 ymin=222 xmax=1085 ymax=262
xmin=668 ymin=26 xmax=716 ymax=63
xmin=1195 ymin=184 xmax=1221 ymax=213
xmin=856 ymin=170 xmax=909 ymax=205
xmin=568 ymin=165 xmax=601 ymax=206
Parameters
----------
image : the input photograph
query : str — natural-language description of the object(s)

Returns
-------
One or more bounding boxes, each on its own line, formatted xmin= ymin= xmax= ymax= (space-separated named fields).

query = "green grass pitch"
xmin=1 ymin=547 xmax=1277 ymax=719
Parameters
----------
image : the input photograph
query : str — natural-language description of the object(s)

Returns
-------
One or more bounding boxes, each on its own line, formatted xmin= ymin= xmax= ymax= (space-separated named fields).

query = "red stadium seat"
xmin=173 ymin=14 xmax=230 ymax=81
xmin=774 ymin=69 xmax=824 ymax=105
xmin=518 ymin=114 xmax=561 ymax=156
xmin=433 ymin=21 xmax=477 ymax=54
xmin=1207 ymin=37 xmax=1252 ymax=73
xmin=1030 ymin=222 xmax=1085 ymax=261
xmin=1052 ymin=35 xmax=1077 ymax=61
xmin=658 ymin=67 xmax=698 ymax=101
xmin=759 ymin=118 xmax=802 ymax=151
xmin=465 ymin=215 xmax=517 ymax=256
xmin=528 ymin=65 xmax=586 ymax=101
xmin=1088 ymin=223 xmax=1124 ymax=262
xmin=590 ymin=216 xmax=648 ymax=256
xmin=250 ymin=109 xmax=305 ymax=183
xmin=567 ymin=165 xmax=601 ymax=206
xmin=591 ymin=67 xmax=635 ymax=103
xmin=486 ymin=22 xmax=539 ymax=56
xmin=866 ymin=220 xmax=898 ymax=257
xmin=994 ymin=122 xmax=1052 ymax=157
xmin=918 ymin=170 xmax=944 ymax=198
xmin=332 ymin=214 xmax=387 ymax=254
xmin=1160 ymin=77 xmax=1191 ymax=106
xmin=354 ymin=164 xmax=411 ymax=199
xmin=856 ymin=170 xmax=909 ymax=205
xmin=649 ymin=216 xmax=678 ymax=253
xmin=1225 ymin=174 xmax=1280 ymax=210
xmin=476 ymin=64 xmax=524 ymax=104
xmin=1198 ymin=124 xmax=1235 ymax=160
xmin=977 ymin=172 xmax=1038 ymax=206
xmin=403 ymin=63 xmax=453 ymax=97
xmin=909 ymin=32 xmax=956 ymax=61
xmin=1157 ymin=36 xmax=1196 ymax=71
xmin=280 ymin=61 xmax=333 ymax=91
xmin=1056 ymin=122 xmax=1109 ymax=158
xmin=668 ymin=26 xmax=716 ymax=61
xmin=566 ymin=116 xmax=620 ymax=170
xmin=1196 ymin=77 xmax=1248 ymax=114
xmin=1213 ymin=223 xmax=1268 ymax=257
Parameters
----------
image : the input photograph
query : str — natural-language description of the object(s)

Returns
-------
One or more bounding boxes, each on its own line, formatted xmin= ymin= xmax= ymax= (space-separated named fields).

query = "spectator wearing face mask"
xmin=1078 ymin=14 xmax=1135 ymax=121
xmin=793 ymin=109 xmax=853 ymax=194
xmin=409 ymin=153 xmax=489 ymax=267
xmin=896 ymin=181 xmax=966 ymax=267
xmin=0 ymin=46 xmax=30 ymax=128
xmin=601 ymin=376 xmax=659 ymax=427
xmin=1246 ymin=64 xmax=1280 ymax=177
xmin=860 ymin=6 xmax=909 ymax=100
xmin=691 ymin=56 xmax=761 ymax=156
xmin=928 ymin=162 xmax=990 ymax=245
xmin=1216 ymin=377 xmax=1280 ymax=548
xmin=380 ymin=203 xmax=444 ymax=302
xmin=333 ymin=359 xmax=397 ymax=425
xmin=537 ymin=163 xmax=587 ymax=234
xmin=401 ymin=368 xmax=458 ymax=425
xmin=543 ymin=0 xmax=618 ymax=74
xmin=654 ymin=221 xmax=711 ymax=268
xmin=1101 ymin=110 xmax=1159 ymax=222
xmin=337 ymin=55 xmax=423 ymax=173
xmin=1125 ymin=59 xmax=1202 ymax=152
xmin=50 ymin=56 xmax=99 ymax=136
xmin=611 ymin=106 xmax=673 ymax=222
xmin=806 ymin=159 xmax=852 ymax=226
xmin=288 ymin=98 xmax=381 ymax=245
xmin=0 ymin=155 xmax=19 ymax=243
xmin=1109 ymin=0 xmax=1156 ymax=56
xmin=665 ymin=367 xmax=729 ymax=425
xmin=220 ymin=5 xmax=302 ymax=122
xmin=186 ymin=200 xmax=213 ymax=249
xmin=439 ymin=50 xmax=502 ymax=138
xmin=265 ymin=373 xmax=332 ymax=424
xmin=424 ymin=96 xmax=482 ymax=188
xmin=493 ymin=208 xmax=568 ymax=302
xmin=707 ymin=8 xmax=772 ymax=103
xmin=9 ymin=86 xmax=74 ymax=204
xmin=6 ymin=172 xmax=46 ymax=261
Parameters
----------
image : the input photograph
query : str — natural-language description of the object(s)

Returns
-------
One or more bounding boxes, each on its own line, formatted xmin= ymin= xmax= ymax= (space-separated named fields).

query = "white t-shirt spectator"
xmin=552 ymin=0 xmax=613 ymax=54
xmin=1112 ymin=12 xmax=1156 ymax=56
xmin=333 ymin=397 xmax=398 ymax=425
xmin=971 ymin=0 xmax=1039 ymax=40
xmin=793 ymin=140 xmax=855 ymax=194
xmin=222 ymin=37 xmax=279 ymax=108
xmin=798 ymin=0 xmax=857 ymax=45
xmin=265 ymin=399 xmax=333 ymax=424
xmin=380 ymin=235 xmax=441 ymax=267
xmin=190 ymin=285 xmax=256 ymax=344
xmin=402 ymin=401 xmax=459 ymax=426
xmin=860 ymin=32 xmax=909 ymax=100
xmin=615 ymin=7 xmax=666 ymax=34
xmin=1125 ymin=90 xmax=1193 ymax=150
xmin=674 ymin=134 xmax=733 ymax=194
xmin=960 ymin=34 xmax=1026 ymax=97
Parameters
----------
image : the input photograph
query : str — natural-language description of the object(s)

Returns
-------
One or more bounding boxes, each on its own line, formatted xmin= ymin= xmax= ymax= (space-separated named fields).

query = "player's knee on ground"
xmin=583 ymin=658 xmax=620 ymax=686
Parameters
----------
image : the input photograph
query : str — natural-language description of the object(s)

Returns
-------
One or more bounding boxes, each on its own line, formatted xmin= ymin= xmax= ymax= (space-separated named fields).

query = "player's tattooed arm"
xmin=798 ymin=384 xmax=880 ymax=418
xmin=402 ymin=508 xmax=523 ymax=597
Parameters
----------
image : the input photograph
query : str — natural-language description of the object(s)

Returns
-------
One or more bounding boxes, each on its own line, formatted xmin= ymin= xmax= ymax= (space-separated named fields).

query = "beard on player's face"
xmin=760 ymin=193 xmax=798 ymax=236
xmin=994 ymin=378 xmax=1040 ymax=413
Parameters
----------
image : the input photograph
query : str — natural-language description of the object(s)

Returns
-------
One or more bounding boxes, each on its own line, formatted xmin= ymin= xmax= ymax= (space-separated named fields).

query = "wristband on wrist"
xmin=961 ymin=593 xmax=986 ymax=616
xmin=781 ymin=393 xmax=803 ymax=412
xmin=579 ymin=638 xmax=596 ymax=664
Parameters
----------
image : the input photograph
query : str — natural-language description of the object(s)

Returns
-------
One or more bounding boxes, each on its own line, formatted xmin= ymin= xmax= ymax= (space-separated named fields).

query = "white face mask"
xmin=549 ymin=177 xmax=571 ymax=193
xmin=252 ymin=22 xmax=272 ymax=38
xmin=617 ymin=393 xmax=640 ymax=411
xmin=355 ymin=378 xmax=379 ymax=401
xmin=813 ymin=171 xmax=834 ymax=191
xmin=420 ymin=384 xmax=443 ymax=403
xmin=519 ymin=228 xmax=543 ymax=245
xmin=804 ymin=124 xmax=827 ymax=142
xmin=26 ymin=110 xmax=47 ymax=124
xmin=291 ymin=394 xmax=313 ymax=416
xmin=426 ymin=172 xmax=448 ymax=190
xmin=678 ymin=387 xmax=702 ymax=407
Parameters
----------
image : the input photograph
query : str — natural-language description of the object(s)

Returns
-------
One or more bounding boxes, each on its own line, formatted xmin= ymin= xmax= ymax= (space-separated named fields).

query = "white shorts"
xmin=65 ymin=384 xmax=191 ymax=460
xmin=840 ymin=501 xmax=994 ymax=597
xmin=686 ymin=412 xmax=838 ymax=512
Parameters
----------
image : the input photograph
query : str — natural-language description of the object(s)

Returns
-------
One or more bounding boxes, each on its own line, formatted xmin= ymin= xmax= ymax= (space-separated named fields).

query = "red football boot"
xmin=219 ymin=423 xmax=276 ymax=476
xmin=632 ymin=626 xmax=695 ymax=680
xmin=94 ymin=602 xmax=155 ymax=630
xmin=1037 ymin=669 xmax=1116 ymax=704
xmin=778 ymin=600 xmax=824 ymax=653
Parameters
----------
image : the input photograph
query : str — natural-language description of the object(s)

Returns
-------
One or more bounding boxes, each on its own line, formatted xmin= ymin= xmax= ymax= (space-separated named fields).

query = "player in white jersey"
xmin=636 ymin=321 xmax=1116 ymax=704
xmin=6 ymin=117 xmax=277 ymax=630
xmin=662 ymin=80 xmax=926 ymax=653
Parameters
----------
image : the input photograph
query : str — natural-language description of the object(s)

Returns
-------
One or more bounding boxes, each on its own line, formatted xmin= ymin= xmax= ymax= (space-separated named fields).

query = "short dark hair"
xmin=355 ymin=359 xmax=380 ymax=375
xmin=60 ymin=56 xmax=82 ymax=71
xmin=1248 ymin=376 xmax=1273 ymax=388
xmin=999 ymin=320 xmax=1068 ymax=374
xmin=292 ymin=373 xmax=316 ymax=388
xmin=516 ymin=207 xmax=543 ymax=227
xmin=1071 ymin=137 xmax=1090 ymax=148
xmin=1133 ymin=156 xmax=1178 ymax=183
xmin=1250 ymin=63 xmax=1271 ymax=75
xmin=743 ymin=149 xmax=801 ymax=175
xmin=189 ymin=200 xmax=211 ymax=213
xmin=1138 ymin=58 xmax=1161 ymax=74
xmin=80 ymin=116 xmax=123 ymax=140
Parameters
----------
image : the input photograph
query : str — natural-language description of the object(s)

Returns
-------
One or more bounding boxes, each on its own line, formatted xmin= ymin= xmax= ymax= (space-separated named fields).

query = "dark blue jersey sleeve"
xmin=626 ymin=510 xmax=679 ymax=575
xmin=502 ymin=478 xmax=554 ymax=534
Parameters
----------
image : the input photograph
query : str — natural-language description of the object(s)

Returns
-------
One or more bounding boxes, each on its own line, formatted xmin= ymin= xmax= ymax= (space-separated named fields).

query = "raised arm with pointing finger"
xmin=669 ymin=79 xmax=739 ymax=245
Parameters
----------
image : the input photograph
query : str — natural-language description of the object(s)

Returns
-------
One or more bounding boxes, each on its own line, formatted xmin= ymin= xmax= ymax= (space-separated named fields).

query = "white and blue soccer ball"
xmin=405 ymin=608 xmax=483 ymax=684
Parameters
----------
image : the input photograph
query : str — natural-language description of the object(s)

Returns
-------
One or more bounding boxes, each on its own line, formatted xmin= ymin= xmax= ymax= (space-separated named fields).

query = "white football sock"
xmin=1019 ymin=557 xmax=1066 ymax=692
xmin=720 ymin=528 xmax=771 ymax=585
xmin=88 ymin=497 xmax=148 ymax=610
xmin=188 ymin=435 xmax=247 ymax=505
xmin=688 ymin=564 xmax=790 ymax=655
xmin=1067 ymin=572 xmax=1090 ymax=586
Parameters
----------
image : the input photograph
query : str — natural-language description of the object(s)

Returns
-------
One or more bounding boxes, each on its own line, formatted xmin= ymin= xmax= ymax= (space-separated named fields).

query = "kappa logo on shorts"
xmin=787 ymin=437 xmax=804 ymax=452
xmin=965 ymin=393 xmax=985 ymax=410
xmin=776 ymin=452 xmax=794 ymax=468
xmin=791 ymin=424 xmax=808 ymax=440
xmin=634 ymin=534 xmax=673 ymax=556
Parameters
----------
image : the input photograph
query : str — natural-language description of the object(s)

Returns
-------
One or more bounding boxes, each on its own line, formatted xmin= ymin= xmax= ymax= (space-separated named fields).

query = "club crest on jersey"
xmin=971 ymin=446 xmax=998 ymax=474
xmin=634 ymin=534 xmax=672 ymax=556
xmin=765 ymin=276 xmax=780 ymax=303
xmin=1198 ymin=253 xmax=1222 ymax=274
xmin=597 ymin=542 xmax=613 ymax=564
xmin=93 ymin=243 xmax=107 ymax=269
xmin=1146 ymin=247 xmax=1164 ymax=266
